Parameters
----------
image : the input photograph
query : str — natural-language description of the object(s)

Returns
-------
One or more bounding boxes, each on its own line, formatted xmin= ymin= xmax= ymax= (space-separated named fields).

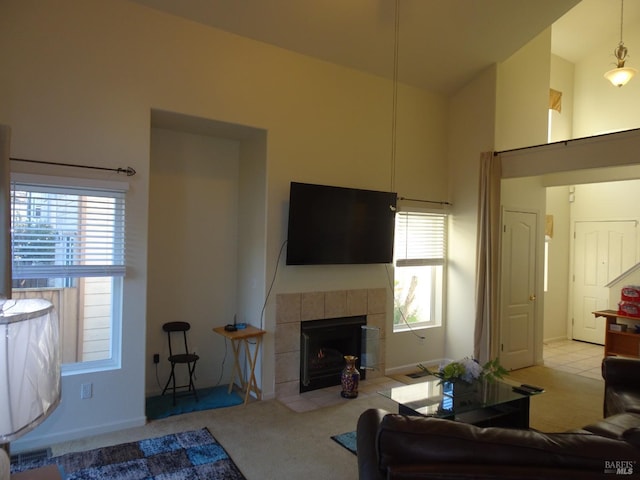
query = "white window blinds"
xmin=11 ymin=180 xmax=126 ymax=279
xmin=394 ymin=211 xmax=446 ymax=267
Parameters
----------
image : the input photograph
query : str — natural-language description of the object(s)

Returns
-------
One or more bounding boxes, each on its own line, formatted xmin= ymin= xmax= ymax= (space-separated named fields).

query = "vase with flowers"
xmin=420 ymin=357 xmax=507 ymax=384
xmin=418 ymin=357 xmax=508 ymax=407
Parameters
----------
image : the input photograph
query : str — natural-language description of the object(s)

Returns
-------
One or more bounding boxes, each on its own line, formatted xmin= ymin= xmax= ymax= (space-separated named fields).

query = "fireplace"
xmin=300 ymin=315 xmax=366 ymax=393
xmin=275 ymin=289 xmax=386 ymax=399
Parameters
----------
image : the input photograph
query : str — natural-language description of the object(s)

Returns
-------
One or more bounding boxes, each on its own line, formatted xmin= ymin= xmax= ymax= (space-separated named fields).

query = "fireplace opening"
xmin=300 ymin=315 xmax=366 ymax=393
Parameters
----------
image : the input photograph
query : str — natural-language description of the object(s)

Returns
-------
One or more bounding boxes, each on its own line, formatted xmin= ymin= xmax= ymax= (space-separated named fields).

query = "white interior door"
xmin=572 ymin=220 xmax=638 ymax=344
xmin=500 ymin=210 xmax=537 ymax=370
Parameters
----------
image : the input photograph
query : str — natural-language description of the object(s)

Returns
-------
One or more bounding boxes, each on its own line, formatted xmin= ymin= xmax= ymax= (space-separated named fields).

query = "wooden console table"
xmin=213 ymin=325 xmax=266 ymax=405
xmin=594 ymin=309 xmax=640 ymax=358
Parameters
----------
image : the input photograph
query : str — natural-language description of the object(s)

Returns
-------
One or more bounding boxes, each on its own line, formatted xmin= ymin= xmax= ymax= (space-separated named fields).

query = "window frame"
xmin=393 ymin=207 xmax=447 ymax=332
xmin=10 ymin=173 xmax=127 ymax=375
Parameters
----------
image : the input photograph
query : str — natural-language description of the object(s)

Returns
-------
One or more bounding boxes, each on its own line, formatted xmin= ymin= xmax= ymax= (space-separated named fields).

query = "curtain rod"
xmin=10 ymin=157 xmax=137 ymax=176
xmin=397 ymin=196 xmax=452 ymax=206
xmin=494 ymin=127 xmax=640 ymax=156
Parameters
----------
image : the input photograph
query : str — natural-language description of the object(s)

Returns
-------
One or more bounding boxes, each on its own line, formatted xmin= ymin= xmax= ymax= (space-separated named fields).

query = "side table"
xmin=213 ymin=325 xmax=266 ymax=405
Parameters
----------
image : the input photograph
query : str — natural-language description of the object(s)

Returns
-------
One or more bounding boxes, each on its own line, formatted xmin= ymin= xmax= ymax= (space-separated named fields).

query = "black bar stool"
xmin=161 ymin=321 xmax=199 ymax=405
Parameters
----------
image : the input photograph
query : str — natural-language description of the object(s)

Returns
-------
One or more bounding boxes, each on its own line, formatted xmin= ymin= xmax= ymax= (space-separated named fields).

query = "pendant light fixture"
xmin=604 ymin=0 xmax=637 ymax=87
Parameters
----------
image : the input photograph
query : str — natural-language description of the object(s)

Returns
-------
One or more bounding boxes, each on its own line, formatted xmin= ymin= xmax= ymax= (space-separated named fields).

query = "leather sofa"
xmin=356 ymin=357 xmax=640 ymax=479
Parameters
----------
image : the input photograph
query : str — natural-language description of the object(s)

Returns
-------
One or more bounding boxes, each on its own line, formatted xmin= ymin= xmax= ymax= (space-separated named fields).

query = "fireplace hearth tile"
xmin=276 ymin=293 xmax=301 ymax=324
xmin=347 ymin=289 xmax=368 ymax=316
xmin=301 ymin=292 xmax=325 ymax=320
xmin=368 ymin=288 xmax=386 ymax=315
xmin=325 ymin=290 xmax=347 ymax=318
xmin=276 ymin=350 xmax=300 ymax=383
xmin=367 ymin=313 xmax=386 ymax=338
xmin=275 ymin=322 xmax=300 ymax=354
xmin=276 ymin=380 xmax=299 ymax=398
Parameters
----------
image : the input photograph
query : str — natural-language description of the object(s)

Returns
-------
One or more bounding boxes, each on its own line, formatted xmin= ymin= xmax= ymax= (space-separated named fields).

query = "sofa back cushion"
xmin=377 ymin=414 xmax=640 ymax=472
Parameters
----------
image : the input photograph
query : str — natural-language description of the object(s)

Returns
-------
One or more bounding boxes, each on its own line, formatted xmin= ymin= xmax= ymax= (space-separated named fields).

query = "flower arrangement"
xmin=418 ymin=357 xmax=507 ymax=384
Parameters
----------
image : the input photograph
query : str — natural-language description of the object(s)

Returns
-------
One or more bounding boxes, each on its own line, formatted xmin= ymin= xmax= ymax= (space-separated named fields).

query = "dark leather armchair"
xmin=602 ymin=356 xmax=640 ymax=417
xmin=357 ymin=357 xmax=640 ymax=479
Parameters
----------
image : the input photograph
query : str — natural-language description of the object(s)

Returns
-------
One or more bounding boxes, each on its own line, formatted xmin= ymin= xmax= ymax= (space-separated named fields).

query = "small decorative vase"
xmin=340 ymin=355 xmax=360 ymax=398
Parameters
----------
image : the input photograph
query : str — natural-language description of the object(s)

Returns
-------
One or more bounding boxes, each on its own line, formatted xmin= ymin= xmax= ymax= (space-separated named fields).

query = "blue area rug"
xmin=146 ymin=385 xmax=243 ymax=420
xmin=331 ymin=431 xmax=357 ymax=455
xmin=11 ymin=428 xmax=245 ymax=479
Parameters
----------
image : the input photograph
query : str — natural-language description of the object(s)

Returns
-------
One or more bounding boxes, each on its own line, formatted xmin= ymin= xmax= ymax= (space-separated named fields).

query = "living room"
xmin=3 ymin=0 xmax=640 ymax=463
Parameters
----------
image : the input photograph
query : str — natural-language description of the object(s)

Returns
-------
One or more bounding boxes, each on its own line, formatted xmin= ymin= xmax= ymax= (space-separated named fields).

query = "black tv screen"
xmin=286 ymin=182 xmax=397 ymax=265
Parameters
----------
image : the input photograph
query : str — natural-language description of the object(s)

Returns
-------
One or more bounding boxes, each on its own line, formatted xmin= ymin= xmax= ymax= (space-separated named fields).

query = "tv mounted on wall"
xmin=286 ymin=182 xmax=397 ymax=265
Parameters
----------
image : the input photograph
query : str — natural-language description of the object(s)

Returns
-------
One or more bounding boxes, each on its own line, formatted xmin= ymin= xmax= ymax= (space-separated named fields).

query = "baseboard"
xmin=11 ymin=416 xmax=147 ymax=454
xmin=384 ymin=358 xmax=447 ymax=376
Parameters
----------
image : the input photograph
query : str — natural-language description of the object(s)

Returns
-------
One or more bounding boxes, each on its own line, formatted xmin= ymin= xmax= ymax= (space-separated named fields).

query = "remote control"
xmin=521 ymin=383 xmax=544 ymax=392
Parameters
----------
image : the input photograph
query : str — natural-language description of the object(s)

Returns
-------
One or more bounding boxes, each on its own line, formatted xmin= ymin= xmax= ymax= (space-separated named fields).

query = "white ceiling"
xmin=129 ymin=0 xmax=640 ymax=95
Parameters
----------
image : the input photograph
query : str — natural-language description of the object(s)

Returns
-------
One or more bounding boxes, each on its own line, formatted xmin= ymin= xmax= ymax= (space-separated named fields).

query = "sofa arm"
xmin=602 ymin=357 xmax=640 ymax=387
xmin=357 ymin=409 xmax=387 ymax=480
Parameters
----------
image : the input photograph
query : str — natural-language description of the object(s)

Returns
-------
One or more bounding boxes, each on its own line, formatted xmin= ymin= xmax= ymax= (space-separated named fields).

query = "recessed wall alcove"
xmin=146 ymin=109 xmax=268 ymax=396
xmin=275 ymin=288 xmax=387 ymax=398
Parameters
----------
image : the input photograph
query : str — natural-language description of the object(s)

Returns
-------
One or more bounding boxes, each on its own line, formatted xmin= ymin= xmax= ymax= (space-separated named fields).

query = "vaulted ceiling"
xmin=129 ymin=0 xmax=640 ymax=95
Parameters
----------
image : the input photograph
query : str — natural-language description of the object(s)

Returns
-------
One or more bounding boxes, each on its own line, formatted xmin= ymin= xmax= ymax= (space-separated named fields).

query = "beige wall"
xmin=572 ymin=21 xmax=640 ymax=137
xmin=445 ymin=66 xmax=497 ymax=361
xmin=544 ymin=186 xmax=571 ymax=342
xmin=148 ymin=128 xmax=242 ymax=394
xmin=1 ymin=0 xmax=449 ymax=449
xmin=496 ymin=29 xmax=552 ymax=152
xmin=549 ymin=54 xmax=574 ymax=142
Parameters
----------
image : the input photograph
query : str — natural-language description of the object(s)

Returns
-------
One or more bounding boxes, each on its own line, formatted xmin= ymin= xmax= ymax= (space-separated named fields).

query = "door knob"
xmin=529 ymin=295 xmax=536 ymax=301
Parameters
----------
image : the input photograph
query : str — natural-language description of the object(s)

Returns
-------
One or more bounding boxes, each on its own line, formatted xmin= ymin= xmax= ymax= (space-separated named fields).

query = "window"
xmin=10 ymin=174 xmax=126 ymax=372
xmin=393 ymin=210 xmax=446 ymax=332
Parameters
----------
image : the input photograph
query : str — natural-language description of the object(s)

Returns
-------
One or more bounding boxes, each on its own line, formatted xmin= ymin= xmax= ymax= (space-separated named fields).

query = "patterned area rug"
xmin=331 ymin=431 xmax=357 ymax=455
xmin=11 ymin=428 xmax=245 ymax=479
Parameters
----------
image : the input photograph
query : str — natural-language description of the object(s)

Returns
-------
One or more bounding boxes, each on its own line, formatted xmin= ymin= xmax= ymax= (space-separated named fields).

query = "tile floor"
xmin=542 ymin=338 xmax=604 ymax=381
xmin=278 ymin=338 xmax=605 ymax=412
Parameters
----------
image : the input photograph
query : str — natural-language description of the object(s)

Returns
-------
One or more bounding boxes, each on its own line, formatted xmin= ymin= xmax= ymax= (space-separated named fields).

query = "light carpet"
xmin=34 ymin=365 xmax=603 ymax=480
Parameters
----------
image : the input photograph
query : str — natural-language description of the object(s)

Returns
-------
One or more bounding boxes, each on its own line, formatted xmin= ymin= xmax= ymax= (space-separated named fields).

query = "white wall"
xmin=0 ymin=0 xmax=449 ymax=449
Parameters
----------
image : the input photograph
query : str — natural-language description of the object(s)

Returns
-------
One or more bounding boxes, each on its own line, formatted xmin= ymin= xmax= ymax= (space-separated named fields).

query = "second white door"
xmin=572 ymin=220 xmax=638 ymax=344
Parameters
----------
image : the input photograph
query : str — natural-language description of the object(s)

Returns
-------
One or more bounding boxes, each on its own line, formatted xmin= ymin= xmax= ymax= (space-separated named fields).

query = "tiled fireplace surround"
xmin=275 ymin=288 xmax=387 ymax=398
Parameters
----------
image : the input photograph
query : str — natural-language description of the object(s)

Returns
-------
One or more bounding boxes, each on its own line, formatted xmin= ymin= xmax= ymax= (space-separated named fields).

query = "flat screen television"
xmin=286 ymin=182 xmax=397 ymax=265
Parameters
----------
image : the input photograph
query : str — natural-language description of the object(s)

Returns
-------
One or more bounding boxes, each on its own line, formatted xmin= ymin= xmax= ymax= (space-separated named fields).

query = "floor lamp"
xmin=0 ymin=299 xmax=61 ymax=457
xmin=0 ymin=126 xmax=61 ymax=475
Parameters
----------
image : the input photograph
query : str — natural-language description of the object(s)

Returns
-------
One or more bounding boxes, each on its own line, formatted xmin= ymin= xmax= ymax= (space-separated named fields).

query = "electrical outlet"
xmin=153 ymin=353 xmax=160 ymax=364
xmin=80 ymin=383 xmax=92 ymax=399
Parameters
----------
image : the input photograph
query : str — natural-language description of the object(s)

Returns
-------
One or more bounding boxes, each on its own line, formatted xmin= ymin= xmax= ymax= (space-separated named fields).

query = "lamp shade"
xmin=604 ymin=66 xmax=638 ymax=87
xmin=0 ymin=298 xmax=60 ymax=443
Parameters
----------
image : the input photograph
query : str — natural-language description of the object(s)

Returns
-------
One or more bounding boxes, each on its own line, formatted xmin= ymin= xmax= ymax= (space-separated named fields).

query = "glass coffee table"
xmin=379 ymin=377 xmax=533 ymax=428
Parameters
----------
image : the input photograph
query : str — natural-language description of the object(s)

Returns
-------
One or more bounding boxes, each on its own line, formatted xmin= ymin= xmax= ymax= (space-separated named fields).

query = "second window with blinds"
xmin=393 ymin=210 xmax=447 ymax=332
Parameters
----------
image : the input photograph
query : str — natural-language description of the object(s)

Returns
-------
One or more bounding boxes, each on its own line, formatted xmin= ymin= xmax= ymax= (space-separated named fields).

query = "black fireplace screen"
xmin=300 ymin=315 xmax=366 ymax=393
